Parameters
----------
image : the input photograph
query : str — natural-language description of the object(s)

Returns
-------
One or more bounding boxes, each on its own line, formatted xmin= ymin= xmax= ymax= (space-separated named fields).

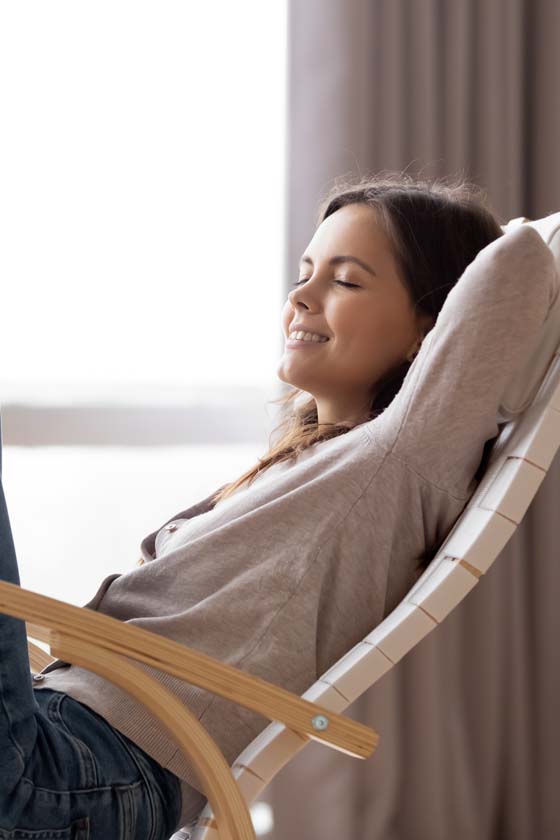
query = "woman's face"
xmin=277 ymin=202 xmax=432 ymax=428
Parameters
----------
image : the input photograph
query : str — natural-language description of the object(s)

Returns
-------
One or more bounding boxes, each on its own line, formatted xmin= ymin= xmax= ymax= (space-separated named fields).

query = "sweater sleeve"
xmin=366 ymin=223 xmax=559 ymax=498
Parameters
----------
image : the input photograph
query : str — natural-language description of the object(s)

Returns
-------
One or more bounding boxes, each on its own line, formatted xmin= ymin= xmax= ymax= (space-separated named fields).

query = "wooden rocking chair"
xmin=1 ymin=212 xmax=559 ymax=840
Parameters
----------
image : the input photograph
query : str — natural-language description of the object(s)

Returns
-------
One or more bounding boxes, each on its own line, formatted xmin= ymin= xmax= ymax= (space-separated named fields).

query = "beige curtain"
xmin=264 ymin=1 xmax=560 ymax=837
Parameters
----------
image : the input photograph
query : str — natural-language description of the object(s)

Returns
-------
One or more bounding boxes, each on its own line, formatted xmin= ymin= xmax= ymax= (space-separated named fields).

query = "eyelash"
xmin=292 ymin=279 xmax=360 ymax=289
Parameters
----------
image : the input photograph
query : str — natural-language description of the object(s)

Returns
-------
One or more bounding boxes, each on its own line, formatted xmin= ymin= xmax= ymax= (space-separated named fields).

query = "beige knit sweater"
xmin=33 ymin=225 xmax=558 ymax=830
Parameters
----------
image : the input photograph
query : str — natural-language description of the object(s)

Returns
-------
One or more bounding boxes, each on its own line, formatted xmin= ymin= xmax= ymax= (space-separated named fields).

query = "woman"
xmin=1 ymin=171 xmax=557 ymax=838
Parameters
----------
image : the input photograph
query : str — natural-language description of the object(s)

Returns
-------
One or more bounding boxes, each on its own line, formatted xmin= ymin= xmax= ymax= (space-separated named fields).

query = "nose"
xmin=288 ymin=285 xmax=312 ymax=310
xmin=288 ymin=287 xmax=300 ymax=305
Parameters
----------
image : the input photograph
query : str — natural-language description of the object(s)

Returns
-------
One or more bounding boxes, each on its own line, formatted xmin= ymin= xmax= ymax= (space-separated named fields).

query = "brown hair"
xmin=137 ymin=171 xmax=504 ymax=571
xmin=210 ymin=170 xmax=504 ymax=514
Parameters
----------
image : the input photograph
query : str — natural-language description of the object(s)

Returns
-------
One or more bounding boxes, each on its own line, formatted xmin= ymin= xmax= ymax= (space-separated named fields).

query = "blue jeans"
xmin=0 ymin=419 xmax=183 ymax=838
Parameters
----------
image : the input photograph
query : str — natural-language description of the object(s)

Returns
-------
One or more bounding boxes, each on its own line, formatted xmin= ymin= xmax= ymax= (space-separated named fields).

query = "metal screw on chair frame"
xmin=312 ymin=714 xmax=329 ymax=730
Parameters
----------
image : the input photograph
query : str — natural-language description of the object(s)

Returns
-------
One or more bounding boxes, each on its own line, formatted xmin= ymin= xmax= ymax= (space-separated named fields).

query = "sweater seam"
xmin=385 ymin=450 xmax=472 ymax=502
xmin=362 ymin=420 xmax=472 ymax=503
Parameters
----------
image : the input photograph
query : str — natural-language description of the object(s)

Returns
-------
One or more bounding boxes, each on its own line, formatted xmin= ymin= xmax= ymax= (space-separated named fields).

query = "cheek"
xmin=351 ymin=307 xmax=394 ymax=346
xmin=352 ymin=308 xmax=410 ymax=365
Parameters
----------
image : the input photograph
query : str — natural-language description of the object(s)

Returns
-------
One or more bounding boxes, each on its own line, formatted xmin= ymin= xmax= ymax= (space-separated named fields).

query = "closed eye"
xmin=292 ymin=279 xmax=360 ymax=288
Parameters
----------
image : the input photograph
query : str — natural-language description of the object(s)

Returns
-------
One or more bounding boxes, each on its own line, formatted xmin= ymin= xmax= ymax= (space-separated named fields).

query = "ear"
xmin=406 ymin=313 xmax=436 ymax=361
xmin=417 ymin=311 xmax=436 ymax=337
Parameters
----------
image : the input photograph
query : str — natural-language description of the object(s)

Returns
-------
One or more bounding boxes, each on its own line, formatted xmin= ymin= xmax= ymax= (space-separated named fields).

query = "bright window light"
xmin=0 ymin=2 xmax=287 ymax=396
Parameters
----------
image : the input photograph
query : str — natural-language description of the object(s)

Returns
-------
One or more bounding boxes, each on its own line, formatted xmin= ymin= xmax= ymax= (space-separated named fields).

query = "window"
xmin=0 ymin=1 xmax=288 ymax=441
xmin=0 ymin=2 xmax=288 ymax=606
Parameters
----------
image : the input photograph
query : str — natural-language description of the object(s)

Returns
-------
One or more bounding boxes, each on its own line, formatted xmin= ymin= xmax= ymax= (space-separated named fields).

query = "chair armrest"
xmin=0 ymin=581 xmax=378 ymax=760
xmin=26 ymin=635 xmax=56 ymax=672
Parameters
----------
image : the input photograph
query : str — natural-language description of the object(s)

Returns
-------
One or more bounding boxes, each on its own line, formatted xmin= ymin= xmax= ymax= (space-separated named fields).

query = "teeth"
xmin=289 ymin=331 xmax=329 ymax=342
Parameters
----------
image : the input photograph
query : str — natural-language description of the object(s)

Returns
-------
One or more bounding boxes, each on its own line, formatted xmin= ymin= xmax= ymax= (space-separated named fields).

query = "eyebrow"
xmin=299 ymin=254 xmax=377 ymax=277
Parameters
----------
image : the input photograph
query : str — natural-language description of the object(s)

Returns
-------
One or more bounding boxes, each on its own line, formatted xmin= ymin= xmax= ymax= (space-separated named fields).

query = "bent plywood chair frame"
xmin=0 ymin=583 xmax=379 ymax=840
xmin=0 ymin=215 xmax=559 ymax=840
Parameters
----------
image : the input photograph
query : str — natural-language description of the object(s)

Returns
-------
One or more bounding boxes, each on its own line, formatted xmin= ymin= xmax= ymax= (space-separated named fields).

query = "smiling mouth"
xmin=285 ymin=336 xmax=330 ymax=347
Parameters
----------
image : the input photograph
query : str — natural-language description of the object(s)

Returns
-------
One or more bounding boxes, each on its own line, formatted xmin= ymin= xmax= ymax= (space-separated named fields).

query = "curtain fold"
xmin=267 ymin=1 xmax=560 ymax=836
